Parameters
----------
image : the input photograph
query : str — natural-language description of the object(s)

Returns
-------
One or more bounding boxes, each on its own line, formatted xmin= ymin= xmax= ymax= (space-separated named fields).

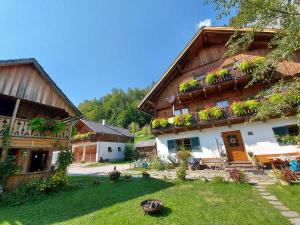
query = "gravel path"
xmin=68 ymin=163 xmax=130 ymax=176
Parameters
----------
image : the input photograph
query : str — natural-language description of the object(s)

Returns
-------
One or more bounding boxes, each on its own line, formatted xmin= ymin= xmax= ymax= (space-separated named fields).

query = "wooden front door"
xmin=222 ymin=130 xmax=248 ymax=162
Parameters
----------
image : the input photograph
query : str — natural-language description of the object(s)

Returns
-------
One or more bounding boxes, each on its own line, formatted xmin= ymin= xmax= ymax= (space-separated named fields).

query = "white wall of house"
xmin=156 ymin=117 xmax=299 ymax=160
xmin=97 ymin=141 xmax=125 ymax=161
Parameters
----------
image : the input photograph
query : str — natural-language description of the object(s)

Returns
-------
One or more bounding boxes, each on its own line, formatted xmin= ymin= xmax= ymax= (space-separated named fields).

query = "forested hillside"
xmin=78 ymin=87 xmax=152 ymax=129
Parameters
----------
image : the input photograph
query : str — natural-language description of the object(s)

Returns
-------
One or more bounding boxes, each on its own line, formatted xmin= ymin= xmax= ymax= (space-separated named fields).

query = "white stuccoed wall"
xmin=156 ymin=117 xmax=299 ymax=159
xmin=97 ymin=141 xmax=126 ymax=161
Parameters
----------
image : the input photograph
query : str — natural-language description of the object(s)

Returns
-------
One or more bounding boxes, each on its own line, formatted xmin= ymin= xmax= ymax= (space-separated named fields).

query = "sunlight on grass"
xmin=0 ymin=177 xmax=290 ymax=225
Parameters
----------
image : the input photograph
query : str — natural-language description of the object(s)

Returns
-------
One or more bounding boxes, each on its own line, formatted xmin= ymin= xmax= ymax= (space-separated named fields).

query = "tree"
xmin=128 ymin=122 xmax=139 ymax=134
xmin=207 ymin=0 xmax=300 ymax=142
xmin=78 ymin=87 xmax=151 ymax=128
xmin=207 ymin=0 xmax=300 ymax=82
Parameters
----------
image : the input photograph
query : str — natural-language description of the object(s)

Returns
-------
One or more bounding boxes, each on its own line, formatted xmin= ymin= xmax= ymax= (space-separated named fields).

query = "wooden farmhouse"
xmin=71 ymin=119 xmax=134 ymax=163
xmin=138 ymin=27 xmax=300 ymax=167
xmin=0 ymin=58 xmax=81 ymax=191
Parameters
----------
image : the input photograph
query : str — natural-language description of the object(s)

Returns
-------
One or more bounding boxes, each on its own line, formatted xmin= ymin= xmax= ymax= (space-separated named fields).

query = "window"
xmin=226 ymin=135 xmax=240 ymax=147
xmin=216 ymin=100 xmax=229 ymax=108
xmin=108 ymin=147 xmax=112 ymax=152
xmin=118 ymin=147 xmax=122 ymax=152
xmin=167 ymin=137 xmax=202 ymax=153
xmin=272 ymin=124 xmax=299 ymax=145
xmin=174 ymin=107 xmax=189 ymax=116
xmin=194 ymin=73 xmax=206 ymax=81
xmin=28 ymin=150 xmax=48 ymax=172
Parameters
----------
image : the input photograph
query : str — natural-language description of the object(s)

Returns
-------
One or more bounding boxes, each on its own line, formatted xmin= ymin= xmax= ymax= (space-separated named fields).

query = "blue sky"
xmin=0 ymin=0 xmax=230 ymax=106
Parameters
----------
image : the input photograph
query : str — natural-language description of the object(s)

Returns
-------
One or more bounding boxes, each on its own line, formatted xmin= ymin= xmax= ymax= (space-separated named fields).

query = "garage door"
xmin=73 ymin=147 xmax=83 ymax=163
xmin=85 ymin=145 xmax=97 ymax=163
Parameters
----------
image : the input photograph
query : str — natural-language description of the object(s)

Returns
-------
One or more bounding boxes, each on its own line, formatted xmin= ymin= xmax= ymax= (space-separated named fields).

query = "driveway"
xmin=68 ymin=163 xmax=131 ymax=176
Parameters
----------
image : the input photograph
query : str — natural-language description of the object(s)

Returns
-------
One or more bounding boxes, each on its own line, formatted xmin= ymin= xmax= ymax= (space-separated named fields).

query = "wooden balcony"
xmin=177 ymin=67 xmax=251 ymax=102
xmin=0 ymin=115 xmax=72 ymax=141
xmin=152 ymin=108 xmax=255 ymax=135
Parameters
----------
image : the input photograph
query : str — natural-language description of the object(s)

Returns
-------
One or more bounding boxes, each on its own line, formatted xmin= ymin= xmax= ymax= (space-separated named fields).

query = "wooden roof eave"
xmin=137 ymin=26 xmax=278 ymax=113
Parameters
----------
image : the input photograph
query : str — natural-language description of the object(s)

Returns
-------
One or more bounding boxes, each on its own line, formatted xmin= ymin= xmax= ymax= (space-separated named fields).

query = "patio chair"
xmin=290 ymin=160 xmax=300 ymax=172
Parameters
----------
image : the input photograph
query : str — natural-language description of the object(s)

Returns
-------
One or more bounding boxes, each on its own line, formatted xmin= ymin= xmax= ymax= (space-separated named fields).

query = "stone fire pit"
xmin=140 ymin=199 xmax=164 ymax=215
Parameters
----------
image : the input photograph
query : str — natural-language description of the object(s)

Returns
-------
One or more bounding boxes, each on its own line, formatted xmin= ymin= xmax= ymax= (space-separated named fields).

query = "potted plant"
xmin=29 ymin=117 xmax=65 ymax=136
xmin=151 ymin=118 xmax=169 ymax=129
xmin=179 ymin=79 xmax=198 ymax=92
xmin=209 ymin=106 xmax=223 ymax=119
xmin=198 ymin=109 xmax=210 ymax=121
xmin=231 ymin=101 xmax=246 ymax=116
xmin=244 ymin=100 xmax=259 ymax=112
xmin=205 ymin=72 xmax=218 ymax=85
xmin=278 ymin=169 xmax=298 ymax=186
xmin=216 ymin=68 xmax=230 ymax=79
xmin=174 ymin=113 xmax=193 ymax=127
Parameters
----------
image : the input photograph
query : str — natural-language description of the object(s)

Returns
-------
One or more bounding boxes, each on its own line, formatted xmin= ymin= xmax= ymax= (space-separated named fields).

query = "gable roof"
xmin=137 ymin=26 xmax=277 ymax=114
xmin=135 ymin=139 xmax=156 ymax=148
xmin=79 ymin=119 xmax=134 ymax=138
xmin=0 ymin=58 xmax=81 ymax=116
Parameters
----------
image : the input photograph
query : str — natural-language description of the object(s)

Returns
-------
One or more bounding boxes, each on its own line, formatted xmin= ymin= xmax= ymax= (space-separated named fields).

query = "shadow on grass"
xmin=147 ymin=206 xmax=172 ymax=218
xmin=0 ymin=176 xmax=174 ymax=225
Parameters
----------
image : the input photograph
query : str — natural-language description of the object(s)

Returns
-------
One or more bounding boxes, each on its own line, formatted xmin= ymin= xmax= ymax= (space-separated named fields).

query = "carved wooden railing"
xmin=0 ymin=116 xmax=71 ymax=140
xmin=152 ymin=107 xmax=256 ymax=132
xmin=178 ymin=66 xmax=251 ymax=94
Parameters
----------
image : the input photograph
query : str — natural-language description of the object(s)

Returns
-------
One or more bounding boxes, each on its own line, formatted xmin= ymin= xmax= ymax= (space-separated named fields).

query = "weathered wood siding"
xmin=0 ymin=64 xmax=76 ymax=116
xmin=153 ymin=44 xmax=300 ymax=117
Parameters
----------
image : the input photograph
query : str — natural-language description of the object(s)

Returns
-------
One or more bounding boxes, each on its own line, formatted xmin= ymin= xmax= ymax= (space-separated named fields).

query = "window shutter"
xmin=272 ymin=126 xmax=288 ymax=144
xmin=167 ymin=140 xmax=176 ymax=153
xmin=272 ymin=126 xmax=288 ymax=136
xmin=191 ymin=137 xmax=202 ymax=152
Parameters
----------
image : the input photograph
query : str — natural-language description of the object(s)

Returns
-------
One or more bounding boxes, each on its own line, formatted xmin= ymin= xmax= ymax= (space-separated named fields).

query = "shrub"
xmin=176 ymin=164 xmax=187 ymax=180
xmin=56 ymin=149 xmax=73 ymax=172
xmin=229 ymin=169 xmax=247 ymax=183
xmin=141 ymin=125 xmax=151 ymax=136
xmin=174 ymin=113 xmax=193 ymax=127
xmin=0 ymin=156 xmax=20 ymax=186
xmin=231 ymin=101 xmax=246 ymax=116
xmin=198 ymin=109 xmax=210 ymax=121
xmin=124 ymin=143 xmax=136 ymax=160
xmin=280 ymin=169 xmax=298 ymax=184
xmin=211 ymin=176 xmax=226 ymax=183
xmin=109 ymin=170 xmax=121 ymax=182
xmin=216 ymin=68 xmax=229 ymax=77
xmin=209 ymin=106 xmax=223 ymax=119
xmin=176 ymin=150 xmax=191 ymax=163
xmin=205 ymin=72 xmax=218 ymax=84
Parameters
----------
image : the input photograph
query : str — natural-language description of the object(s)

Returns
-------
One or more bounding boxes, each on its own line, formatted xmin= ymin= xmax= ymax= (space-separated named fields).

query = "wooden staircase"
xmin=225 ymin=161 xmax=256 ymax=171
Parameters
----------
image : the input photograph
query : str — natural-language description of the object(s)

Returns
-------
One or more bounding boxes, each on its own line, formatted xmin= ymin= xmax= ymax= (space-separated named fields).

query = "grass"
xmin=85 ymin=160 xmax=130 ymax=168
xmin=268 ymin=184 xmax=300 ymax=213
xmin=134 ymin=130 xmax=154 ymax=144
xmin=0 ymin=176 xmax=290 ymax=225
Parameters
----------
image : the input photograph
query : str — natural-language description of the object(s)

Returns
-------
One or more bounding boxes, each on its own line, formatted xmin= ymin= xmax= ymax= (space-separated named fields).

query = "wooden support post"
xmin=82 ymin=145 xmax=86 ymax=163
xmin=9 ymin=99 xmax=21 ymax=133
xmin=1 ymin=99 xmax=20 ymax=162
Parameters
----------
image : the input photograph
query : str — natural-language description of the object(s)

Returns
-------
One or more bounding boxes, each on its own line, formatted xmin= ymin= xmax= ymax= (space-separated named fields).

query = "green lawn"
xmin=85 ymin=160 xmax=130 ymax=168
xmin=134 ymin=131 xmax=154 ymax=144
xmin=268 ymin=184 xmax=300 ymax=214
xmin=0 ymin=177 xmax=290 ymax=225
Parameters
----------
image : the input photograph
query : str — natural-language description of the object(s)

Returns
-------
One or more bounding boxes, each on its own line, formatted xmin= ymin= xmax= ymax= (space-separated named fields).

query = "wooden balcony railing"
xmin=178 ymin=66 xmax=250 ymax=94
xmin=0 ymin=116 xmax=71 ymax=140
xmin=152 ymin=107 xmax=256 ymax=133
